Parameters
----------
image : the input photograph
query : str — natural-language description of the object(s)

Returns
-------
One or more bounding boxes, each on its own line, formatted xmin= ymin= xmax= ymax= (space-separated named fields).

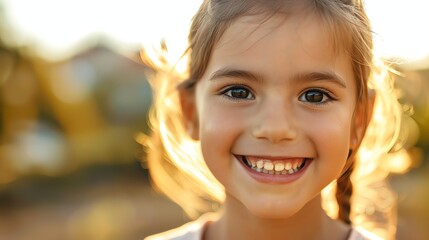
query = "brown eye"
xmin=305 ymin=90 xmax=323 ymax=102
xmin=299 ymin=89 xmax=332 ymax=104
xmin=223 ymin=86 xmax=255 ymax=100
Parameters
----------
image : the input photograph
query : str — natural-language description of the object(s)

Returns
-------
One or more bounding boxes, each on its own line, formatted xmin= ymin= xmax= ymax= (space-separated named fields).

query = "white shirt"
xmin=145 ymin=213 xmax=380 ymax=240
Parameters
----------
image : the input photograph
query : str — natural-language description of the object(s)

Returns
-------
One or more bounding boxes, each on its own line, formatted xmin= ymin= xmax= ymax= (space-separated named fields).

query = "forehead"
xmin=215 ymin=8 xmax=352 ymax=56
xmin=220 ymin=12 xmax=333 ymax=54
xmin=205 ymin=12 xmax=353 ymax=85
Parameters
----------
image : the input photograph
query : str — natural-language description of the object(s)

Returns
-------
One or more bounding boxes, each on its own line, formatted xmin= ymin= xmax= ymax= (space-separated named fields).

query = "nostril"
xmin=252 ymin=125 xmax=298 ymax=143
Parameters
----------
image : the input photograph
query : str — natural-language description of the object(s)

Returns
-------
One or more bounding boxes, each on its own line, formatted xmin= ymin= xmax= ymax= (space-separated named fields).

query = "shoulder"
xmin=348 ymin=227 xmax=384 ymax=240
xmin=144 ymin=213 xmax=218 ymax=240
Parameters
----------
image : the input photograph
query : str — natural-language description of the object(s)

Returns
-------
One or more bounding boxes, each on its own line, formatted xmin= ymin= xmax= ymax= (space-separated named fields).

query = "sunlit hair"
xmin=139 ymin=0 xmax=409 ymax=239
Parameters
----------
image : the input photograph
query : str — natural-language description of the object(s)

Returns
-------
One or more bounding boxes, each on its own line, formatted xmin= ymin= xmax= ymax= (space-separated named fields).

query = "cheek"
xmin=304 ymin=114 xmax=353 ymax=187
xmin=198 ymin=106 xmax=242 ymax=141
xmin=197 ymin=105 xmax=243 ymax=177
xmin=304 ymin=110 xmax=353 ymax=156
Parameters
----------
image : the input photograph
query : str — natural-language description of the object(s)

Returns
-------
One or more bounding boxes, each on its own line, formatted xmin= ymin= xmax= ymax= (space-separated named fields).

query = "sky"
xmin=1 ymin=0 xmax=429 ymax=64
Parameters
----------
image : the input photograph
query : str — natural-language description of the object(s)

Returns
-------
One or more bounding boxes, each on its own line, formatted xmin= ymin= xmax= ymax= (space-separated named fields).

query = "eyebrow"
xmin=293 ymin=71 xmax=347 ymax=88
xmin=208 ymin=67 xmax=263 ymax=83
xmin=209 ymin=67 xmax=347 ymax=88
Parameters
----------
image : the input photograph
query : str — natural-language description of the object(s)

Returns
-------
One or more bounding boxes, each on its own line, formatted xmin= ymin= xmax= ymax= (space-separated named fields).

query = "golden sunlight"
xmin=365 ymin=0 xmax=429 ymax=61
xmin=1 ymin=0 xmax=428 ymax=62
xmin=1 ymin=0 xmax=202 ymax=61
xmin=387 ymin=149 xmax=412 ymax=174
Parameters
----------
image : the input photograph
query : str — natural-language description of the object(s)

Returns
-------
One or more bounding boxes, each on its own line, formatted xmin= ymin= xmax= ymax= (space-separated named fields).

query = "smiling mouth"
xmin=238 ymin=155 xmax=309 ymax=175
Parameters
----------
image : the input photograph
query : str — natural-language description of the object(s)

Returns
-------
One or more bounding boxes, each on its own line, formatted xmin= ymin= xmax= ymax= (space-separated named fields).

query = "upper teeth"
xmin=246 ymin=157 xmax=304 ymax=175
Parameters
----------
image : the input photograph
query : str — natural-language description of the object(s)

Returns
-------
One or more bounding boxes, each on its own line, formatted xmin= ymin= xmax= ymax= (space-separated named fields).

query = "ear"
xmin=350 ymin=89 xmax=375 ymax=149
xmin=179 ymin=88 xmax=199 ymax=140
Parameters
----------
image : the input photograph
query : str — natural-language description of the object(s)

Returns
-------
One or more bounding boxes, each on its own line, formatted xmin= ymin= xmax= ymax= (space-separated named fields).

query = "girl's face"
xmin=184 ymin=12 xmax=363 ymax=218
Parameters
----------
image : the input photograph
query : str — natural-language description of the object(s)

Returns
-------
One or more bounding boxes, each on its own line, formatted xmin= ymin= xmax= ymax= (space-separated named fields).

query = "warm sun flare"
xmin=1 ymin=0 xmax=429 ymax=62
xmin=1 ymin=0 xmax=201 ymax=60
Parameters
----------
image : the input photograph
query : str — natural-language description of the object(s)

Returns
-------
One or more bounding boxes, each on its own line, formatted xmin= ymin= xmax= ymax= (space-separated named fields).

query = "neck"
xmin=205 ymin=194 xmax=350 ymax=240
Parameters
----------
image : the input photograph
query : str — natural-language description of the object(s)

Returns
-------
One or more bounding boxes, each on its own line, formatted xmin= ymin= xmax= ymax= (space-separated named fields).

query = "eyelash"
xmin=220 ymin=85 xmax=255 ymax=101
xmin=219 ymin=85 xmax=335 ymax=105
xmin=298 ymin=88 xmax=335 ymax=105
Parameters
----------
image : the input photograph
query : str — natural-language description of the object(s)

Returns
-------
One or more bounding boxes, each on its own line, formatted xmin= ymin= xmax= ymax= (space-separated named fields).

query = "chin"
xmin=243 ymin=198 xmax=303 ymax=220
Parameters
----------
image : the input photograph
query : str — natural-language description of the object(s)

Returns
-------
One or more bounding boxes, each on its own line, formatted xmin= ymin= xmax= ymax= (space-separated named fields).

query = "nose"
xmin=252 ymin=104 xmax=298 ymax=143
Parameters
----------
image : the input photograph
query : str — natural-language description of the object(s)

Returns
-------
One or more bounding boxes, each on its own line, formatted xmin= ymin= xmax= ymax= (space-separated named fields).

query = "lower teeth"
xmin=252 ymin=165 xmax=301 ymax=175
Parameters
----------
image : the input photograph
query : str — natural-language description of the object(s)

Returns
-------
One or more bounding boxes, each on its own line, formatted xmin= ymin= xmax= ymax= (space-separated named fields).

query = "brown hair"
xmin=142 ymin=0 xmax=405 ymax=239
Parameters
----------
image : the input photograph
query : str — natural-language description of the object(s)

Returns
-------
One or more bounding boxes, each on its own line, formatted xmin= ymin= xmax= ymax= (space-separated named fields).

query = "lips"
xmin=235 ymin=155 xmax=311 ymax=183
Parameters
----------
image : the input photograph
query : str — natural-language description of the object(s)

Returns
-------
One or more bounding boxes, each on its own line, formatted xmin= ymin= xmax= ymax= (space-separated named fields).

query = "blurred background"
xmin=0 ymin=0 xmax=428 ymax=239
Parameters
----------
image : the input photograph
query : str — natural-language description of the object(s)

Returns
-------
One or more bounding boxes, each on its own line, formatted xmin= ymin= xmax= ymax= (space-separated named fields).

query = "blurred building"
xmin=0 ymin=44 xmax=152 ymax=183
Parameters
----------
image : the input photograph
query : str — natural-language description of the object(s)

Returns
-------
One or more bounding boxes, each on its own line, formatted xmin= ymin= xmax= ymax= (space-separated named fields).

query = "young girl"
xmin=142 ymin=0 xmax=408 ymax=239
